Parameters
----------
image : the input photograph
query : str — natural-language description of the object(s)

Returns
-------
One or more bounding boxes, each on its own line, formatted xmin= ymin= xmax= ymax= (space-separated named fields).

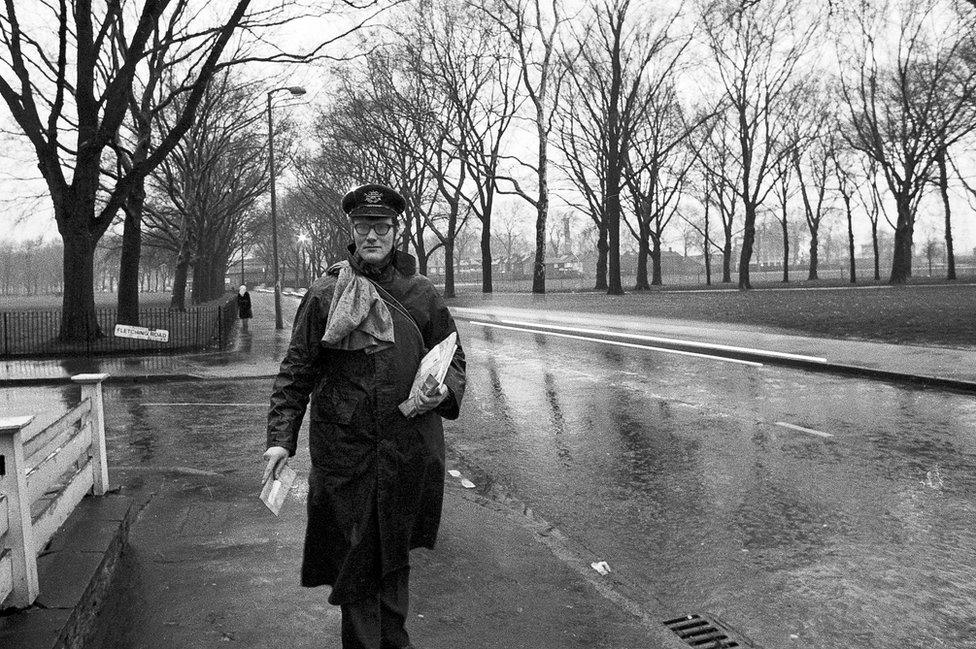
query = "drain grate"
xmin=663 ymin=614 xmax=748 ymax=648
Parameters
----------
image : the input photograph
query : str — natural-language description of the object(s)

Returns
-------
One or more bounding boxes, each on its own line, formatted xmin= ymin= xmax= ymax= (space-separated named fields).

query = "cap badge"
xmin=364 ymin=190 xmax=383 ymax=203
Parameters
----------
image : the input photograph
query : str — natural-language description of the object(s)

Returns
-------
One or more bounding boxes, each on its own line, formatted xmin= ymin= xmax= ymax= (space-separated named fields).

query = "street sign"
xmin=113 ymin=324 xmax=169 ymax=343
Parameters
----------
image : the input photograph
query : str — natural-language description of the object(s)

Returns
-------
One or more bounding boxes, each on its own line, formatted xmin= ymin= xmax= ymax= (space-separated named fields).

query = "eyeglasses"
xmin=352 ymin=222 xmax=394 ymax=236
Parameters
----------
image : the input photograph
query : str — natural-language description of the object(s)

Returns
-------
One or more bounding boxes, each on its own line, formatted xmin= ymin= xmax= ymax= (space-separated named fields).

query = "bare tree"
xmin=693 ymin=112 xmax=742 ymax=283
xmin=1 ymin=1 xmax=399 ymax=339
xmin=678 ymin=203 xmax=716 ymax=285
xmin=624 ymin=91 xmax=705 ymax=288
xmin=491 ymin=209 xmax=531 ymax=264
xmin=0 ymin=1 xmax=254 ymax=340
xmin=832 ymin=145 xmax=859 ymax=283
xmin=770 ymin=150 xmax=796 ymax=282
xmin=855 ymin=156 xmax=886 ymax=280
xmin=420 ymin=0 xmax=521 ymax=293
xmin=143 ymin=72 xmax=273 ymax=308
xmin=701 ymin=0 xmax=821 ymax=289
xmin=838 ymin=0 xmax=976 ymax=283
xmin=474 ymin=0 xmax=568 ymax=293
xmin=793 ymin=125 xmax=837 ymax=281
xmin=932 ymin=145 xmax=956 ymax=280
xmin=555 ymin=83 xmax=609 ymax=289
xmin=559 ymin=0 xmax=689 ymax=294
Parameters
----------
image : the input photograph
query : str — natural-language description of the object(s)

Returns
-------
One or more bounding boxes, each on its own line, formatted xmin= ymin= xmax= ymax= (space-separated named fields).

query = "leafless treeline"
xmin=292 ymin=0 xmax=976 ymax=296
xmin=4 ymin=0 xmax=976 ymax=341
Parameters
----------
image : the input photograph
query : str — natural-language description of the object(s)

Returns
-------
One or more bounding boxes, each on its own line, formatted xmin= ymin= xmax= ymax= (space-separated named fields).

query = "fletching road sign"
xmin=114 ymin=324 xmax=169 ymax=342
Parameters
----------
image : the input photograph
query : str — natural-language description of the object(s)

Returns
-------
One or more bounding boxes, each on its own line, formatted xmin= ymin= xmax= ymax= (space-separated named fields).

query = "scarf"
xmin=321 ymin=260 xmax=395 ymax=354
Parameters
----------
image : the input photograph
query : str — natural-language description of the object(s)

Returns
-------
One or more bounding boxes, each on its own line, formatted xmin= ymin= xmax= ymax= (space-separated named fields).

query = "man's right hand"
xmin=262 ymin=446 xmax=290 ymax=484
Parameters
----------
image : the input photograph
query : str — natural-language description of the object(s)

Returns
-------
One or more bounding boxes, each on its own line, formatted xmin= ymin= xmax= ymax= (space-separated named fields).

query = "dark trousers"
xmin=340 ymin=567 xmax=411 ymax=649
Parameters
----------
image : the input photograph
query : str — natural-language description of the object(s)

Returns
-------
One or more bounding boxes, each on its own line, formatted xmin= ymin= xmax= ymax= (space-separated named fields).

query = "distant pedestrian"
xmin=263 ymin=183 xmax=466 ymax=649
xmin=237 ymin=285 xmax=252 ymax=332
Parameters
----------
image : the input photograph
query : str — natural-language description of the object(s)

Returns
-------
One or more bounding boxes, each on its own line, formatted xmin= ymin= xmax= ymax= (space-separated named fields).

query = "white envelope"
xmin=260 ymin=465 xmax=297 ymax=516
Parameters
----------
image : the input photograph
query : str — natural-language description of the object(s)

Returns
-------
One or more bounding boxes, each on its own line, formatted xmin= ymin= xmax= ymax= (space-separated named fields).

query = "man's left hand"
xmin=415 ymin=383 xmax=448 ymax=416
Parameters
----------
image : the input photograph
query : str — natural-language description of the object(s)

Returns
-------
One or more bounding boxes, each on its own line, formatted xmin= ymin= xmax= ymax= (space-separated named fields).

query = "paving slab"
xmin=35 ymin=551 xmax=105 ymax=609
xmin=0 ymin=608 xmax=72 ymax=649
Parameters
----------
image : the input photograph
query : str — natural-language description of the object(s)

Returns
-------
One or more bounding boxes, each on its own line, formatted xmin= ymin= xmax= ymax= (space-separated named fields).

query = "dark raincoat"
xmin=266 ymin=248 xmax=465 ymax=604
xmin=237 ymin=292 xmax=252 ymax=319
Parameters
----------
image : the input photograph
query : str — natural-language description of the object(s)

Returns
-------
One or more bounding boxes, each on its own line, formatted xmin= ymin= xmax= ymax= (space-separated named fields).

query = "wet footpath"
xmin=0 ymin=293 xmax=689 ymax=649
xmin=2 ymin=291 xmax=973 ymax=649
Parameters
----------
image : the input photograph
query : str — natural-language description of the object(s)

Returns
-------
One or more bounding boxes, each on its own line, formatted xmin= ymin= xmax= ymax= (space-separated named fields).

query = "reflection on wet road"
xmin=454 ymin=320 xmax=976 ymax=649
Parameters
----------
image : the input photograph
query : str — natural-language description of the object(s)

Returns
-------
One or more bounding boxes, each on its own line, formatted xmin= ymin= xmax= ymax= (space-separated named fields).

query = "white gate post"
xmin=0 ymin=415 xmax=38 ymax=608
xmin=72 ymin=373 xmax=110 ymax=496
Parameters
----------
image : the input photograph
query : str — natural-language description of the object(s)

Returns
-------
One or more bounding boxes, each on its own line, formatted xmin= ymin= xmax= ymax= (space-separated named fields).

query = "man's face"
xmin=351 ymin=217 xmax=396 ymax=265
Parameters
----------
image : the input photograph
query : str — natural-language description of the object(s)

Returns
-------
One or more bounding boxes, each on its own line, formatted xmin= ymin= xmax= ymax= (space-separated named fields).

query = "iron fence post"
xmin=3 ymin=312 xmax=8 ymax=356
xmin=218 ymin=304 xmax=223 ymax=348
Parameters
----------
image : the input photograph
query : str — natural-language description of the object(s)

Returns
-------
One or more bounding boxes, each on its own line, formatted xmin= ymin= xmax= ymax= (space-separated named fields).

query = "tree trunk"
xmin=415 ymin=233 xmax=428 ymax=276
xmin=704 ymin=242 xmax=712 ymax=286
xmin=890 ymin=192 xmax=914 ymax=284
xmin=532 ymin=118 xmax=549 ymax=294
xmin=606 ymin=165 xmax=623 ymax=295
xmin=595 ymin=224 xmax=609 ymax=290
xmin=212 ymin=252 xmax=230 ymax=299
xmin=780 ymin=216 xmax=790 ymax=283
xmin=650 ymin=234 xmax=663 ymax=286
xmin=871 ymin=223 xmax=880 ymax=280
xmin=59 ymin=225 xmax=101 ymax=342
xmin=443 ymin=238 xmax=455 ymax=299
xmin=117 ymin=184 xmax=145 ymax=325
xmin=191 ymin=256 xmax=208 ymax=304
xmin=937 ymin=150 xmax=956 ymax=280
xmin=737 ymin=202 xmax=756 ymax=289
xmin=807 ymin=228 xmax=819 ymax=280
xmin=481 ymin=209 xmax=493 ymax=293
xmin=635 ymin=221 xmax=650 ymax=290
xmin=845 ymin=197 xmax=856 ymax=283
xmin=170 ymin=255 xmax=190 ymax=311
xmin=722 ymin=231 xmax=732 ymax=283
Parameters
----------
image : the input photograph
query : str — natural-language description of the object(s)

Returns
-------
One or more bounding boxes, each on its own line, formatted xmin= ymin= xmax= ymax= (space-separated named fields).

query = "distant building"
xmin=425 ymin=252 xmax=583 ymax=280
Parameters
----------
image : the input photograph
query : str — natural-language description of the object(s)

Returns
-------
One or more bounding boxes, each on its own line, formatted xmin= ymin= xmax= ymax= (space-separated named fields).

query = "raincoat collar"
xmin=346 ymin=244 xmax=416 ymax=280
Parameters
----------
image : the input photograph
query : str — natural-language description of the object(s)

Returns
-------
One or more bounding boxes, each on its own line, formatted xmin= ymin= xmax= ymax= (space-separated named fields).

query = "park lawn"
xmin=451 ymin=283 xmax=976 ymax=348
xmin=0 ymin=292 xmax=173 ymax=310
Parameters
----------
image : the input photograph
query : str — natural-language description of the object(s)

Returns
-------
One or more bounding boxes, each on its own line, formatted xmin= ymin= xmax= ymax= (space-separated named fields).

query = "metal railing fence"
xmin=0 ymin=297 xmax=236 ymax=358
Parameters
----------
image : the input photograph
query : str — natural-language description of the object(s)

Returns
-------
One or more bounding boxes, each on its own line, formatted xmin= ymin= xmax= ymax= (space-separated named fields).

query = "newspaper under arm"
xmin=398 ymin=332 xmax=458 ymax=418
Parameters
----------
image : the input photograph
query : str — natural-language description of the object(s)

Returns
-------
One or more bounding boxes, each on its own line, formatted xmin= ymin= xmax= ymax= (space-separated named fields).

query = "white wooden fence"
xmin=0 ymin=373 xmax=109 ymax=608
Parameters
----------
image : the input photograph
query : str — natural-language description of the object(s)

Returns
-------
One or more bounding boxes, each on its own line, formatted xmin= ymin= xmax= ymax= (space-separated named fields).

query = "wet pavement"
xmin=80 ymin=379 xmax=673 ymax=649
xmin=455 ymin=322 xmax=976 ymax=649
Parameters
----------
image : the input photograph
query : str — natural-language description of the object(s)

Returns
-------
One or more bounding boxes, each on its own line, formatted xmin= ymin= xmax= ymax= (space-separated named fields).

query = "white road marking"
xmin=492 ymin=318 xmax=827 ymax=364
xmin=774 ymin=421 xmax=833 ymax=438
xmin=472 ymin=321 xmax=763 ymax=367
xmin=139 ymin=402 xmax=266 ymax=407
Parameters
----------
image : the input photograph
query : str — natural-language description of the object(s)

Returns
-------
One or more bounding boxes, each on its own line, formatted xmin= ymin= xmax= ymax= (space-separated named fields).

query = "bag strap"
xmin=367 ymin=279 xmax=425 ymax=346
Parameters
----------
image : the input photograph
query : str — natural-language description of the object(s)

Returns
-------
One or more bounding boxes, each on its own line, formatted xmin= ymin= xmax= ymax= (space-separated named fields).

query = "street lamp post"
xmin=297 ymin=233 xmax=310 ymax=287
xmin=267 ymin=85 xmax=306 ymax=330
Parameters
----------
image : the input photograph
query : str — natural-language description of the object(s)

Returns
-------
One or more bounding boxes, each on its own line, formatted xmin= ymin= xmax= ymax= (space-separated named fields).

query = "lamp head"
xmin=287 ymin=86 xmax=306 ymax=96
